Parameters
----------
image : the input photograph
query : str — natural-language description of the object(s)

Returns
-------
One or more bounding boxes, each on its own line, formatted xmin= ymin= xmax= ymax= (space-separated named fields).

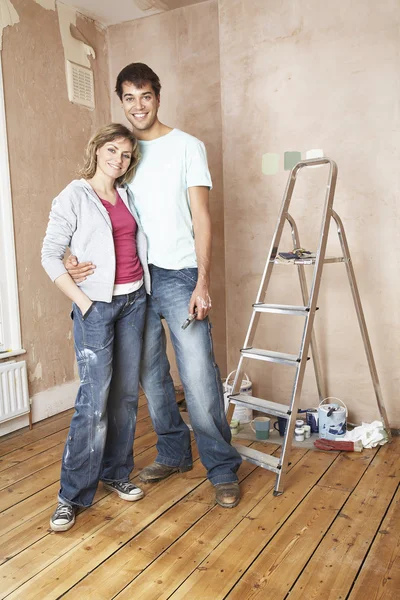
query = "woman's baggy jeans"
xmin=59 ymin=287 xmax=146 ymax=508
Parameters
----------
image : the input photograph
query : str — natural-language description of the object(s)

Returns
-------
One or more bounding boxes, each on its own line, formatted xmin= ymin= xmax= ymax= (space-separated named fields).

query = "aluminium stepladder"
xmin=226 ymin=157 xmax=391 ymax=496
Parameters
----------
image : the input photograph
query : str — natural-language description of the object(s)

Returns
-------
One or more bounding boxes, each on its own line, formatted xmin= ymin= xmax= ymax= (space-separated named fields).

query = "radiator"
xmin=0 ymin=361 xmax=30 ymax=423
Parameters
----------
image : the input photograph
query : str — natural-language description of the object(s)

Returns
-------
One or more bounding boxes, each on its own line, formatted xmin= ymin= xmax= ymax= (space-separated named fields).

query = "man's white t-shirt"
xmin=128 ymin=129 xmax=212 ymax=270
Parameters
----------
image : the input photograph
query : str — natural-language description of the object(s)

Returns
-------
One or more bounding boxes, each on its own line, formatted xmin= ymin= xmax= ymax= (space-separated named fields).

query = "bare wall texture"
xmin=2 ymin=0 xmax=110 ymax=395
xmin=108 ymin=0 xmax=227 ymax=376
xmin=219 ymin=0 xmax=400 ymax=426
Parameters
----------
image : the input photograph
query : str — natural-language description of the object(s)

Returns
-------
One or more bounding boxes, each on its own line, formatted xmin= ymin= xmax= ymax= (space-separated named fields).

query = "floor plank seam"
xmin=281 ymin=484 xmax=355 ymax=600
xmin=0 ymin=434 xmax=70 ymax=473
xmin=0 ymin=434 xmax=159 ymax=552
xmin=344 ymin=481 xmax=400 ymax=600
xmin=90 ymin=484 xmax=217 ymax=600
xmin=0 ymin=393 xmax=147 ymax=458
xmin=55 ymin=442 xmax=261 ymax=599
xmin=0 ymin=438 xmax=159 ymax=532
xmin=218 ymin=448 xmax=380 ymax=599
xmin=282 ymin=443 xmax=399 ymax=599
xmin=6 ymin=474 xmax=208 ymax=599
xmin=0 ymin=447 xmax=66 ymax=491
xmin=1 ymin=452 xmax=205 ymax=596
xmin=0 ymin=420 xmax=155 ymax=505
xmin=0 ymin=409 xmax=73 ymax=441
xmin=165 ymin=446 xmax=310 ymax=600
xmin=219 ymin=450 xmax=345 ymax=600
xmin=52 ymin=473 xmax=211 ymax=600
xmin=0 ymin=425 xmax=69 ymax=458
xmin=0 ymin=428 xmax=70 ymax=459
xmin=2 ymin=411 xmax=398 ymax=600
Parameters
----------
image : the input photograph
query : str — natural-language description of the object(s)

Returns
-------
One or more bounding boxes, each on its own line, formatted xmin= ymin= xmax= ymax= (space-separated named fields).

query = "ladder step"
xmin=233 ymin=444 xmax=280 ymax=473
xmin=229 ymin=394 xmax=290 ymax=417
xmin=253 ymin=303 xmax=313 ymax=316
xmin=241 ymin=348 xmax=308 ymax=366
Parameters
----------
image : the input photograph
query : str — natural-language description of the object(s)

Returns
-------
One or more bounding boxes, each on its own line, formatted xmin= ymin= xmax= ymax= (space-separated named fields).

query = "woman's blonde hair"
xmin=79 ymin=123 xmax=140 ymax=186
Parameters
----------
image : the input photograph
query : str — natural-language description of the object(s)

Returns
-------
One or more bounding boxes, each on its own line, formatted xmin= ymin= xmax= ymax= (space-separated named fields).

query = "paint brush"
xmin=181 ymin=312 xmax=198 ymax=330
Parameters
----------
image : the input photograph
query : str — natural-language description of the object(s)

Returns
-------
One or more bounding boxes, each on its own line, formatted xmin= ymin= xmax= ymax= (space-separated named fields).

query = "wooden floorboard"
xmin=287 ymin=437 xmax=400 ymax=600
xmin=113 ymin=445 xmax=306 ymax=600
xmin=0 ymin=414 xmax=73 ymax=457
xmin=0 ymin=408 xmax=399 ymax=600
xmin=348 ymin=485 xmax=400 ymax=600
xmin=62 ymin=442 xmax=279 ymax=600
xmin=226 ymin=449 xmax=378 ymax=599
xmin=0 ymin=429 xmax=68 ymax=473
xmin=0 ymin=392 xmax=147 ymax=457
xmin=167 ymin=449 xmax=339 ymax=599
xmin=0 ymin=433 xmax=158 ymax=562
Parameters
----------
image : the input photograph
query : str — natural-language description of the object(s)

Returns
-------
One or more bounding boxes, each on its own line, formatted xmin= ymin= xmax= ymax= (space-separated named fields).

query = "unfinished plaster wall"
xmin=108 ymin=0 xmax=227 ymax=376
xmin=1 ymin=0 xmax=110 ymax=418
xmin=219 ymin=0 xmax=400 ymax=426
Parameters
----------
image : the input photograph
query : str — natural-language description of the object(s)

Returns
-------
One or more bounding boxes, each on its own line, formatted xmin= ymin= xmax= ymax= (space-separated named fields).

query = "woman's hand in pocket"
xmin=79 ymin=299 xmax=93 ymax=317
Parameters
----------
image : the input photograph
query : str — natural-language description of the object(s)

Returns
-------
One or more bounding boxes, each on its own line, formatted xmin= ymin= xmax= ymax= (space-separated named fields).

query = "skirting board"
xmin=0 ymin=379 xmax=79 ymax=437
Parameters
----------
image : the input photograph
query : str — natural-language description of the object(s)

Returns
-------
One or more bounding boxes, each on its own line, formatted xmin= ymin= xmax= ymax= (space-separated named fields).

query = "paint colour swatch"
xmin=284 ymin=151 xmax=302 ymax=171
xmin=306 ymin=149 xmax=324 ymax=168
xmin=262 ymin=153 xmax=279 ymax=175
xmin=306 ymin=148 xmax=324 ymax=159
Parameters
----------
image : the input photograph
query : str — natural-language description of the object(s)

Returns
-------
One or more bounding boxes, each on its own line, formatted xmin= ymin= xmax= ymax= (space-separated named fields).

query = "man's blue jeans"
xmin=59 ymin=287 xmax=146 ymax=508
xmin=140 ymin=266 xmax=242 ymax=486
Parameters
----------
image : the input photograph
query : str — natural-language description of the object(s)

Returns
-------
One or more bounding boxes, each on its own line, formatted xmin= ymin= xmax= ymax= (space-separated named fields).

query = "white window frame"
xmin=0 ymin=53 xmax=24 ymax=359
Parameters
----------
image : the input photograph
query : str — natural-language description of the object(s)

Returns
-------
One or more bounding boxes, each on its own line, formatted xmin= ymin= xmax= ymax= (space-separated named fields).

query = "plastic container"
xmin=230 ymin=419 xmax=240 ymax=435
xmin=223 ymin=371 xmax=253 ymax=423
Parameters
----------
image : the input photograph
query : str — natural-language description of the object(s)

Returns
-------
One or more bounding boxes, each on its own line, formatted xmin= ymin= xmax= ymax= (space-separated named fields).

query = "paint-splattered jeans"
xmin=140 ymin=266 xmax=242 ymax=486
xmin=59 ymin=286 xmax=146 ymax=508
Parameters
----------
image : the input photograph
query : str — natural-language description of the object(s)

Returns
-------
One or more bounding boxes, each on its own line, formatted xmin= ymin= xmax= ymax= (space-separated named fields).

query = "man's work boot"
xmin=215 ymin=482 xmax=240 ymax=508
xmin=139 ymin=461 xmax=193 ymax=483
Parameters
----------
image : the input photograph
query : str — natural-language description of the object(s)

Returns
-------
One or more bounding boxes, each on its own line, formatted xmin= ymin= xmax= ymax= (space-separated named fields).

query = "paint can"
xmin=223 ymin=371 xmax=253 ymax=423
xmin=318 ymin=397 xmax=347 ymax=440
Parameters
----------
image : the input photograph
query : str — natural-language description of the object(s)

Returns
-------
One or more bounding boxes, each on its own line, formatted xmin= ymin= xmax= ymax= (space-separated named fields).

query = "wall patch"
xmin=32 ymin=0 xmax=55 ymax=10
xmin=0 ymin=0 xmax=19 ymax=50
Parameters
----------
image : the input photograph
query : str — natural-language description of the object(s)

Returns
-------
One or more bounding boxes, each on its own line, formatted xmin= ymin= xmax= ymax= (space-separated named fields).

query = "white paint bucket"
xmin=318 ymin=397 xmax=347 ymax=440
xmin=223 ymin=371 xmax=253 ymax=424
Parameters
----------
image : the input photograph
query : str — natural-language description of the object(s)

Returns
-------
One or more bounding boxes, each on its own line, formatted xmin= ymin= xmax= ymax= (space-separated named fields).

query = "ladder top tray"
xmin=273 ymin=256 xmax=349 ymax=265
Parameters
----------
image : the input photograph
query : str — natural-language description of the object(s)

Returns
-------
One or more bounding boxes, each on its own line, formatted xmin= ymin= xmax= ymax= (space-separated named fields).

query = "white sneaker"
xmin=50 ymin=502 xmax=76 ymax=532
xmin=103 ymin=481 xmax=144 ymax=501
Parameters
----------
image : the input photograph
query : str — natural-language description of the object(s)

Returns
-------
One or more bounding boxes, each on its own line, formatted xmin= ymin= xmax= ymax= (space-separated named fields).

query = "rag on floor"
xmin=338 ymin=420 xmax=389 ymax=448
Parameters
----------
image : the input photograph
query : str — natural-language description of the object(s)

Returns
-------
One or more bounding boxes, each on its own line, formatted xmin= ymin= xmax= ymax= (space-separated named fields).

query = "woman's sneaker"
xmin=50 ymin=503 xmax=76 ymax=532
xmin=103 ymin=481 xmax=144 ymax=501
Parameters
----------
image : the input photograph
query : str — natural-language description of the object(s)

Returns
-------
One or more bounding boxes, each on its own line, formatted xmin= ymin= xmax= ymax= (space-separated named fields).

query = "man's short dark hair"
xmin=115 ymin=63 xmax=162 ymax=100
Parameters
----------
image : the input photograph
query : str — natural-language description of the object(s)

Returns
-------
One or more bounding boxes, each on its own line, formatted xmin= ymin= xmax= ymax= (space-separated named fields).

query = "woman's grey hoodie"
xmin=41 ymin=179 xmax=151 ymax=302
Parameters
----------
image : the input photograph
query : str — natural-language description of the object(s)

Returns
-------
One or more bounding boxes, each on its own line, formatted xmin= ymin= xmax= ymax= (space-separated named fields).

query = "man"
xmin=67 ymin=63 xmax=242 ymax=508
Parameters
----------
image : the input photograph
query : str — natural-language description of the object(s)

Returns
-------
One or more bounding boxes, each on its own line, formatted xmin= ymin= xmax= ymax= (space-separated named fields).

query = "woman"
xmin=42 ymin=123 xmax=150 ymax=532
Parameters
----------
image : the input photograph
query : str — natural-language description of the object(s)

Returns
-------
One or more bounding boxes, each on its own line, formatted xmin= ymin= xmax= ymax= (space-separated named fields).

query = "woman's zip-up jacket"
xmin=41 ymin=179 xmax=151 ymax=301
